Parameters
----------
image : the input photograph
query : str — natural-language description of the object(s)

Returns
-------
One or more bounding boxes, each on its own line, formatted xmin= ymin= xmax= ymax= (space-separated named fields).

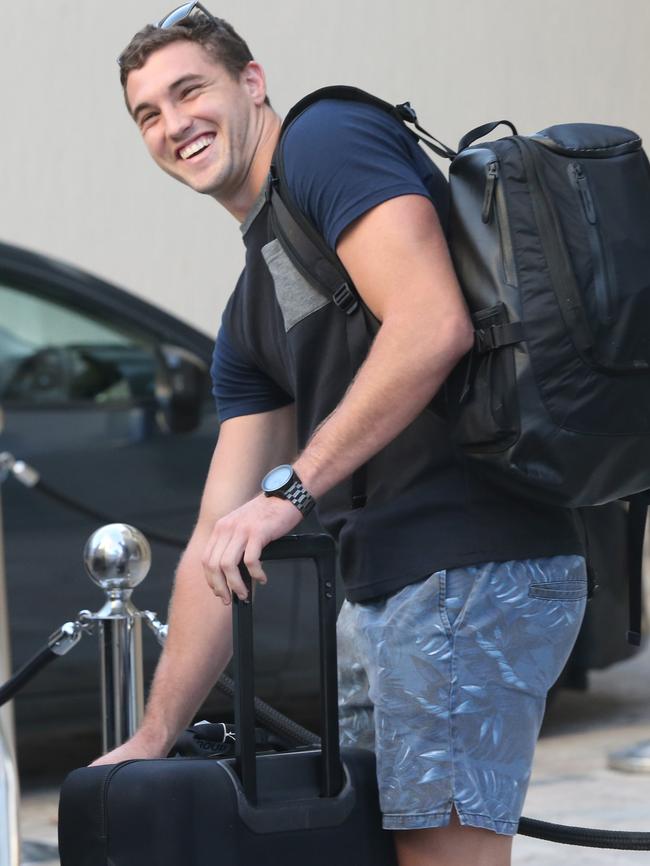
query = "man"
xmin=94 ymin=5 xmax=587 ymax=865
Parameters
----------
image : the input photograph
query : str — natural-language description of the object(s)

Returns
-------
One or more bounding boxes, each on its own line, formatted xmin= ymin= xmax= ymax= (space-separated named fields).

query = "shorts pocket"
xmin=528 ymin=580 xmax=588 ymax=601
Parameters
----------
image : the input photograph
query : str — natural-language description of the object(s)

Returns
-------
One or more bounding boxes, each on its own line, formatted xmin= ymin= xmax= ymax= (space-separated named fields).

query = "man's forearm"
xmin=127 ymin=406 xmax=298 ymax=754
xmin=294 ymin=313 xmax=473 ymax=499
xmin=134 ymin=529 xmax=234 ymax=754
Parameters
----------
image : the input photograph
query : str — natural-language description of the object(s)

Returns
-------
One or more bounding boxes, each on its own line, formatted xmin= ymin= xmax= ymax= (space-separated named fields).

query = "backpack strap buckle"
xmin=395 ymin=101 xmax=418 ymax=123
xmin=474 ymin=321 xmax=524 ymax=354
xmin=332 ymin=283 xmax=359 ymax=315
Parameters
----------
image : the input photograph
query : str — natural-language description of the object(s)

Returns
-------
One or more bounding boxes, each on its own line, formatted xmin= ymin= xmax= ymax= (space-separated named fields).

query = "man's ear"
xmin=240 ymin=61 xmax=267 ymax=107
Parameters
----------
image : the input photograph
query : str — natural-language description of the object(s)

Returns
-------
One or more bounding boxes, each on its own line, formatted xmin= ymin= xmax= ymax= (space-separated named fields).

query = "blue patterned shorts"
xmin=337 ymin=556 xmax=587 ymax=835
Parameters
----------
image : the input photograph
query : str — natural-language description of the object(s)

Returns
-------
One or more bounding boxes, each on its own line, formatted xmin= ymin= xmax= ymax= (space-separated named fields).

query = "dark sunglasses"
xmin=118 ymin=3 xmax=220 ymax=66
xmin=156 ymin=2 xmax=219 ymax=29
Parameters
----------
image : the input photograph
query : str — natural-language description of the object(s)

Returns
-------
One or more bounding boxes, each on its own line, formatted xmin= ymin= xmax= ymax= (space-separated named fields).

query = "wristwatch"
xmin=261 ymin=464 xmax=315 ymax=517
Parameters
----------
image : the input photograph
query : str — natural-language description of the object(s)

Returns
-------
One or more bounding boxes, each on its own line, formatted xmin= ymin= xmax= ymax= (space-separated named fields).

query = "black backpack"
xmin=269 ymin=85 xmax=650 ymax=510
xmin=268 ymin=85 xmax=650 ymax=644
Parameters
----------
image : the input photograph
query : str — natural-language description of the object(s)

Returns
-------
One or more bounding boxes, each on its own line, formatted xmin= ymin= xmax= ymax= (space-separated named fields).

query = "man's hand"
xmin=201 ymin=493 xmax=302 ymax=603
xmin=90 ymin=729 xmax=168 ymax=767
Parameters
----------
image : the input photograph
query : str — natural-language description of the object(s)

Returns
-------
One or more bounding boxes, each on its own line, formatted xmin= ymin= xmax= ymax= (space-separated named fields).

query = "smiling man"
xmin=93 ymin=5 xmax=587 ymax=865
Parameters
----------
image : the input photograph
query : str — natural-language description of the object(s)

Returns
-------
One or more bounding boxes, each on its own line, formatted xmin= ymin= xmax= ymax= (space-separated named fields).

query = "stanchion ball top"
xmin=84 ymin=524 xmax=152 ymax=591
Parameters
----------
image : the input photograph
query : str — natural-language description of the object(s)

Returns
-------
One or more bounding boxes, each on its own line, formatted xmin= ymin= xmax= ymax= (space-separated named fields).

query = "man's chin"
xmin=188 ymin=178 xmax=221 ymax=197
xmin=163 ymin=163 xmax=222 ymax=196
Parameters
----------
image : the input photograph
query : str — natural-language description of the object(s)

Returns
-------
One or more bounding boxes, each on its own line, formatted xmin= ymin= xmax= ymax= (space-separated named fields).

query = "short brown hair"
xmin=118 ymin=17 xmax=270 ymax=111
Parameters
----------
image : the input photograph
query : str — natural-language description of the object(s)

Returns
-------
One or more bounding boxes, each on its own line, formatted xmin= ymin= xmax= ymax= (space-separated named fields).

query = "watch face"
xmin=262 ymin=464 xmax=293 ymax=493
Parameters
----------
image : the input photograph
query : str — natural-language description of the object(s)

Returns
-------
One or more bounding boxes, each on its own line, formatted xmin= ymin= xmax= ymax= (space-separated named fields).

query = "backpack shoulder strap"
xmin=279 ymin=85 xmax=456 ymax=163
xmin=279 ymin=85 xmax=401 ymax=135
xmin=267 ymin=165 xmax=359 ymax=318
xmin=270 ymin=88 xmax=397 ymax=320
xmin=269 ymin=86 xmax=455 ymax=315
xmin=268 ymin=86 xmax=455 ymax=510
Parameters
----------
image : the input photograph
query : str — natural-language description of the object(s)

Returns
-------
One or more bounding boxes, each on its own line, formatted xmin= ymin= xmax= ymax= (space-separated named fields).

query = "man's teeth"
xmin=179 ymin=135 xmax=215 ymax=160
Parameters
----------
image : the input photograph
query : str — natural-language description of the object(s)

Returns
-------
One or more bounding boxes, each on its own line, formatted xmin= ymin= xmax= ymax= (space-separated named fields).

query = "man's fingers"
xmin=202 ymin=528 xmax=250 ymax=603
xmin=220 ymin=534 xmax=252 ymax=601
xmin=243 ymin=539 xmax=267 ymax=585
xmin=209 ymin=570 xmax=232 ymax=605
xmin=201 ymin=528 xmax=232 ymax=604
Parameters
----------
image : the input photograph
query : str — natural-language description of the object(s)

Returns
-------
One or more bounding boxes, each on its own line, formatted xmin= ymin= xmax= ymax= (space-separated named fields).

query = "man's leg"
xmin=337 ymin=558 xmax=586 ymax=865
xmin=394 ymin=808 xmax=513 ymax=866
xmin=337 ymin=582 xmax=520 ymax=865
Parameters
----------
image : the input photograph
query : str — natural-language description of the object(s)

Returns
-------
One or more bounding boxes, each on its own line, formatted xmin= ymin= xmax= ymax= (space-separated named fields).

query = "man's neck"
xmin=218 ymin=106 xmax=282 ymax=223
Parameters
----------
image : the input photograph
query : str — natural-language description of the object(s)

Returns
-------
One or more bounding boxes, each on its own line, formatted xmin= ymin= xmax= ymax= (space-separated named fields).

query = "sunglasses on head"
xmin=118 ymin=3 xmax=220 ymax=66
xmin=156 ymin=2 xmax=219 ymax=28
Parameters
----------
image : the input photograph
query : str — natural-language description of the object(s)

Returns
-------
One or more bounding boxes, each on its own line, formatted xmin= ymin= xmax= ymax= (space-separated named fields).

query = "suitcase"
xmin=58 ymin=533 xmax=397 ymax=866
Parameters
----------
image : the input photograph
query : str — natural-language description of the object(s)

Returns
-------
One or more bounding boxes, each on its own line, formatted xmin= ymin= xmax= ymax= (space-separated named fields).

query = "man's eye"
xmin=140 ymin=113 xmax=157 ymax=127
xmin=181 ymin=85 xmax=200 ymax=99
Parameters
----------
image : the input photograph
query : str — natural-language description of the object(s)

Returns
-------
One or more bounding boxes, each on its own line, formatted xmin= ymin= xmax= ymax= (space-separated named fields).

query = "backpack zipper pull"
xmin=568 ymin=162 xmax=597 ymax=224
xmin=482 ymin=162 xmax=499 ymax=223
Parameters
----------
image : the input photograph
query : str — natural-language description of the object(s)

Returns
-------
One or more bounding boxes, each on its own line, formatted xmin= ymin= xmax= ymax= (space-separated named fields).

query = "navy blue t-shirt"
xmin=211 ymin=99 xmax=449 ymax=421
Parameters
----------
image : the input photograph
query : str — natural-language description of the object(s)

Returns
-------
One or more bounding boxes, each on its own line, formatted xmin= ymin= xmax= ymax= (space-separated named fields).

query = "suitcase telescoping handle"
xmin=232 ymin=533 xmax=343 ymax=806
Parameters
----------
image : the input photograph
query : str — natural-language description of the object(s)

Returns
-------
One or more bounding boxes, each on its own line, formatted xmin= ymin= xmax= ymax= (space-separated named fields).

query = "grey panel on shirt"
xmin=261 ymin=238 xmax=330 ymax=332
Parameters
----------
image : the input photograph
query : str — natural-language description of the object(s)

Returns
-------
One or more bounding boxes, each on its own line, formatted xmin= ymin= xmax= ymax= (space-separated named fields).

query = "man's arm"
xmin=202 ymin=194 xmax=474 ymax=602
xmin=294 ymin=194 xmax=473 ymax=496
xmin=91 ymin=403 xmax=296 ymax=764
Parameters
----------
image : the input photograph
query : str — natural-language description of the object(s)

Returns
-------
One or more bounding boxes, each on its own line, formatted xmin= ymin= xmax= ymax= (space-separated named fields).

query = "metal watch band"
xmin=283 ymin=478 xmax=315 ymax=516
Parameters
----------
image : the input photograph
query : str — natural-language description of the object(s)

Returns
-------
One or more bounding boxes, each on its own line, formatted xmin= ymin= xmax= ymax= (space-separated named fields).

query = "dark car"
xmin=0 ymin=241 xmax=323 ymax=775
xmin=0 ymin=241 xmax=637 ymax=775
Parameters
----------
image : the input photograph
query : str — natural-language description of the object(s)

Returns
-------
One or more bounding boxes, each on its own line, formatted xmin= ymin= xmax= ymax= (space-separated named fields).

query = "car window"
xmin=0 ymin=282 xmax=159 ymax=406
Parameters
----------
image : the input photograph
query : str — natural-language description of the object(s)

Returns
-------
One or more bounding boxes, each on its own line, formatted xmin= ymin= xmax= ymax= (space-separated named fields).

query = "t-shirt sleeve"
xmin=210 ymin=325 xmax=294 ymax=422
xmin=282 ymin=99 xmax=444 ymax=250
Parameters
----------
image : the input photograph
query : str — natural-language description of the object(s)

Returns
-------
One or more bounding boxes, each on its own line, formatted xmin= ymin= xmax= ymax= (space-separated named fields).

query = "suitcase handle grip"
xmin=232 ymin=533 xmax=343 ymax=806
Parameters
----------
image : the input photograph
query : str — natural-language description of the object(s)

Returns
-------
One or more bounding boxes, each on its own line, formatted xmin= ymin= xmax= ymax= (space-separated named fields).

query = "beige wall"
xmin=1 ymin=0 xmax=648 ymax=337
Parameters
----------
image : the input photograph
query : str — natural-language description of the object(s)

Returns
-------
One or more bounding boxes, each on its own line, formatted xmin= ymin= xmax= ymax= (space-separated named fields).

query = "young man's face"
xmin=125 ymin=40 xmax=265 ymax=200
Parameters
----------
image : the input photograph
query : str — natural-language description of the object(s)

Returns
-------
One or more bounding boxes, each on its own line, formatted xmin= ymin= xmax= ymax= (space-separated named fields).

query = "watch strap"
xmin=282 ymin=477 xmax=315 ymax=516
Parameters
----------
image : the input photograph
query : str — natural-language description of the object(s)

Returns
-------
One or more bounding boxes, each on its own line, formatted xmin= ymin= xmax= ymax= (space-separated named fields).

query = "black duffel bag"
xmin=446 ymin=118 xmax=650 ymax=506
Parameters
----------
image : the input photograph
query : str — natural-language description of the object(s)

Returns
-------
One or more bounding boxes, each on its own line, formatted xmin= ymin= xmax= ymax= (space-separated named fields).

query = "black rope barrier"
xmin=0 ymin=645 xmax=58 ymax=706
xmin=518 ymin=817 xmax=650 ymax=850
xmin=33 ymin=478 xmax=187 ymax=549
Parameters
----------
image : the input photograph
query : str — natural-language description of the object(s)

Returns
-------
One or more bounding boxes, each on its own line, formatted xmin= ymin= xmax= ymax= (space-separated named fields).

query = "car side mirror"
xmin=155 ymin=345 xmax=209 ymax=434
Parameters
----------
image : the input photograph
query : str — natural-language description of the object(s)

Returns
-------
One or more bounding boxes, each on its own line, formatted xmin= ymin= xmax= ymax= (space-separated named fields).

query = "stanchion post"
xmin=83 ymin=524 xmax=150 ymax=753
xmin=97 ymin=608 xmax=145 ymax=754
xmin=0 ymin=457 xmax=20 ymax=866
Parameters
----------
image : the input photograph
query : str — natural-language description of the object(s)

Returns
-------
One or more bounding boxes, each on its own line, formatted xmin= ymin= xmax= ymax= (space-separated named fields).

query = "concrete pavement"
xmin=513 ymin=636 xmax=650 ymax=865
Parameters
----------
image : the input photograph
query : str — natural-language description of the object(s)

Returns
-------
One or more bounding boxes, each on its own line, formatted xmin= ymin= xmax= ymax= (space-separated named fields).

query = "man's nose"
xmin=164 ymin=105 xmax=193 ymax=141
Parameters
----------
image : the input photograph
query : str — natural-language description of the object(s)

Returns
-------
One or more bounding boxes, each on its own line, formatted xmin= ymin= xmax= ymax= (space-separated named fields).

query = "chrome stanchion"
xmin=141 ymin=610 xmax=168 ymax=648
xmin=82 ymin=524 xmax=151 ymax=754
xmin=0 ymin=447 xmax=20 ymax=866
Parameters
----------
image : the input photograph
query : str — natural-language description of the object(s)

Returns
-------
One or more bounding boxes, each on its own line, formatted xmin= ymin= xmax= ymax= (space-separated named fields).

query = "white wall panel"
xmin=1 ymin=0 xmax=648 ymax=335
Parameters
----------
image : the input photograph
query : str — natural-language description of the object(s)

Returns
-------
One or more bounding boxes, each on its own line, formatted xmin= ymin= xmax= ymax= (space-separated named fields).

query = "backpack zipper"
xmin=482 ymin=160 xmax=518 ymax=286
xmin=567 ymin=161 xmax=613 ymax=323
xmin=482 ymin=162 xmax=499 ymax=222
xmin=517 ymin=139 xmax=594 ymax=357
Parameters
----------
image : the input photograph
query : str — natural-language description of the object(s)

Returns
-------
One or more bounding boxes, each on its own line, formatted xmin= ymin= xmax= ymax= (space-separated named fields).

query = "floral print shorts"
xmin=337 ymin=556 xmax=587 ymax=835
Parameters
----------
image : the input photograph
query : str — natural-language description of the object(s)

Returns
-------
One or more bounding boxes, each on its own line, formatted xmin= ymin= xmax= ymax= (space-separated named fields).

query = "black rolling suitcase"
xmin=58 ymin=534 xmax=397 ymax=866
